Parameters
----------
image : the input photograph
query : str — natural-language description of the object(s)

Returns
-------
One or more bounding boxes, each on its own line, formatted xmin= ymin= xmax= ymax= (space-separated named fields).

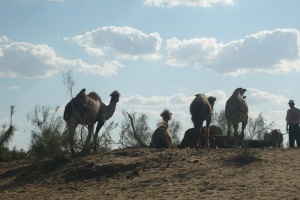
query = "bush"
xmin=27 ymin=106 xmax=68 ymax=160
xmin=232 ymin=148 xmax=261 ymax=165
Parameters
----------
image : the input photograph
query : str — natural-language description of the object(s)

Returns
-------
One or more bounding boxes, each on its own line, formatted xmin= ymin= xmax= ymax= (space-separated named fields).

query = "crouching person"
xmin=150 ymin=109 xmax=173 ymax=148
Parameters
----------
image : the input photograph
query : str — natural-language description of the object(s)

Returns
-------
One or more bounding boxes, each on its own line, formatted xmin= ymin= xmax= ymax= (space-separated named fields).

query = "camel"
xmin=63 ymin=89 xmax=120 ymax=154
xmin=177 ymin=125 xmax=222 ymax=148
xmin=263 ymin=129 xmax=283 ymax=148
xmin=150 ymin=109 xmax=173 ymax=148
xmin=190 ymin=94 xmax=216 ymax=148
xmin=225 ymin=87 xmax=248 ymax=146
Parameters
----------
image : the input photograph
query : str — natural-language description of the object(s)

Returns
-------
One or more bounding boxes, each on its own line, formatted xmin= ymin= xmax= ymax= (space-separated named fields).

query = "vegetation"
xmin=27 ymin=106 xmax=68 ymax=160
xmin=1 ymin=106 xmax=28 ymax=161
xmin=119 ymin=111 xmax=151 ymax=148
xmin=212 ymin=109 xmax=274 ymax=140
xmin=62 ymin=70 xmax=75 ymax=98
xmin=231 ymin=148 xmax=261 ymax=165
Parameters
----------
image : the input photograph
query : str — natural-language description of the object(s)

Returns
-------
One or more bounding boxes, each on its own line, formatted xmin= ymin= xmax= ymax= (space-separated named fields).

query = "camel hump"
xmin=88 ymin=92 xmax=102 ymax=102
xmin=74 ymin=88 xmax=86 ymax=99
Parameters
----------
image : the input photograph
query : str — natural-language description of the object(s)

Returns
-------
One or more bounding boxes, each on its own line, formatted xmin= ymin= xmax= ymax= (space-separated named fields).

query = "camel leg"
xmin=241 ymin=120 xmax=247 ymax=146
xmin=68 ymin=123 xmax=77 ymax=155
xmin=232 ymin=123 xmax=239 ymax=146
xmin=93 ymin=120 xmax=104 ymax=152
xmin=83 ymin=124 xmax=94 ymax=153
xmin=205 ymin=119 xmax=211 ymax=148
xmin=226 ymin=121 xmax=232 ymax=137
xmin=194 ymin=121 xmax=204 ymax=149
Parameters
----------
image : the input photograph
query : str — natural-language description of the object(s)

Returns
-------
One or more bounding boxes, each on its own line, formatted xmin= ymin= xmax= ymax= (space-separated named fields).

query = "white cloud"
xmin=8 ymin=86 xmax=19 ymax=90
xmin=0 ymin=40 xmax=123 ymax=78
xmin=166 ymin=37 xmax=220 ymax=67
xmin=72 ymin=26 xmax=162 ymax=60
xmin=166 ymin=29 xmax=300 ymax=76
xmin=247 ymin=88 xmax=288 ymax=106
xmin=0 ymin=36 xmax=10 ymax=44
xmin=144 ymin=0 xmax=235 ymax=7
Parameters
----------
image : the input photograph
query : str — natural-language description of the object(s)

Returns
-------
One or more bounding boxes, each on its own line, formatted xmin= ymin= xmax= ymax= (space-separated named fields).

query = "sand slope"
xmin=1 ymin=148 xmax=300 ymax=199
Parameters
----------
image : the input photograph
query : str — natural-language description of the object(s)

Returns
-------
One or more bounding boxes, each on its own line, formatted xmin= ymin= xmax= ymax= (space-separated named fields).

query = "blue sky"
xmin=1 ymin=0 xmax=300 ymax=150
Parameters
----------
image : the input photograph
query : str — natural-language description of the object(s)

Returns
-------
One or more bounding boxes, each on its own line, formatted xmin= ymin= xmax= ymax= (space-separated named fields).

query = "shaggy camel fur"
xmin=190 ymin=94 xmax=217 ymax=148
xmin=150 ymin=109 xmax=173 ymax=148
xmin=225 ymin=88 xmax=248 ymax=146
xmin=177 ymin=125 xmax=222 ymax=148
xmin=64 ymin=89 xmax=120 ymax=154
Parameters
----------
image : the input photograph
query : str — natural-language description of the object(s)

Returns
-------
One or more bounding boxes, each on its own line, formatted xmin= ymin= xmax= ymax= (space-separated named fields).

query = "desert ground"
xmin=1 ymin=147 xmax=300 ymax=200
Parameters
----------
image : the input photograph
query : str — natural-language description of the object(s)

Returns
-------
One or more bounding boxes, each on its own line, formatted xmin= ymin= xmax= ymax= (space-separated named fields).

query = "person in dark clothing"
xmin=286 ymin=100 xmax=300 ymax=147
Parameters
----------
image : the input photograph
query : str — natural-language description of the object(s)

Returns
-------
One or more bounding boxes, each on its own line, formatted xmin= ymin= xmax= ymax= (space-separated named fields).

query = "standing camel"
xmin=63 ymin=89 xmax=120 ymax=154
xmin=190 ymin=94 xmax=216 ymax=148
xmin=150 ymin=109 xmax=173 ymax=148
xmin=225 ymin=87 xmax=248 ymax=146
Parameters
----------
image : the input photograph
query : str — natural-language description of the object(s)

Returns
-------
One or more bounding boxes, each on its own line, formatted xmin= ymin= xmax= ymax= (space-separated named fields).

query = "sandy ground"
xmin=1 ymin=147 xmax=300 ymax=200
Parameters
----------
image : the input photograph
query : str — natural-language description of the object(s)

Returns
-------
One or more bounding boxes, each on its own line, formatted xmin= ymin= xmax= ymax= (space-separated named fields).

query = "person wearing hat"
xmin=286 ymin=100 xmax=300 ymax=147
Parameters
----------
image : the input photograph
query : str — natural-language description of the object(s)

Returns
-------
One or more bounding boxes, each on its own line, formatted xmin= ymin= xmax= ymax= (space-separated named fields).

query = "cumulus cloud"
xmin=72 ymin=26 xmax=162 ymax=60
xmin=247 ymin=88 xmax=288 ymax=106
xmin=166 ymin=29 xmax=300 ymax=76
xmin=144 ymin=0 xmax=235 ymax=7
xmin=0 ymin=40 xmax=123 ymax=78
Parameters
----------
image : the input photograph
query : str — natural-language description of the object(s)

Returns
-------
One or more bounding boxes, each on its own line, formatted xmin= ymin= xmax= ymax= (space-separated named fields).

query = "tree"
xmin=62 ymin=70 xmax=75 ymax=98
xmin=119 ymin=111 xmax=151 ymax=148
xmin=245 ymin=113 xmax=274 ymax=140
xmin=211 ymin=109 xmax=227 ymax=135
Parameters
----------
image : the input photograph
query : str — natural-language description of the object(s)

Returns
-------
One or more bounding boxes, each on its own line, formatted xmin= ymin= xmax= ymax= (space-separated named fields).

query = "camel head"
xmin=232 ymin=87 xmax=243 ymax=96
xmin=160 ymin=109 xmax=172 ymax=121
xmin=240 ymin=88 xmax=247 ymax=95
xmin=240 ymin=88 xmax=247 ymax=99
xmin=207 ymin=96 xmax=217 ymax=108
xmin=110 ymin=90 xmax=120 ymax=103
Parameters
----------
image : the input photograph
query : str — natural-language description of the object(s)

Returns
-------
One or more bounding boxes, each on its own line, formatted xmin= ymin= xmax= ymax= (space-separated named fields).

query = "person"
xmin=286 ymin=100 xmax=300 ymax=147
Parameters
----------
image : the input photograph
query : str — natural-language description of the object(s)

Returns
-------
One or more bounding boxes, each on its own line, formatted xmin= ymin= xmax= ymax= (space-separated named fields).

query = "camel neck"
xmin=103 ymin=101 xmax=117 ymax=120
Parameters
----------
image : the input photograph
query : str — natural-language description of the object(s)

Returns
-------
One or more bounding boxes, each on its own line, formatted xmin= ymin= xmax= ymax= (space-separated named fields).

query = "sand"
xmin=1 ymin=147 xmax=300 ymax=199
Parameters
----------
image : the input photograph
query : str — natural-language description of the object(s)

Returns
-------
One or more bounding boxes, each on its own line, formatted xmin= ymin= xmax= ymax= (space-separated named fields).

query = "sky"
xmin=1 ymin=0 xmax=300 ymax=150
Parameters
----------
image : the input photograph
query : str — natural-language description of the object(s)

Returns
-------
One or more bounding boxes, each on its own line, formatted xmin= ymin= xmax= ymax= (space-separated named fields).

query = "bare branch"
xmin=126 ymin=112 xmax=147 ymax=147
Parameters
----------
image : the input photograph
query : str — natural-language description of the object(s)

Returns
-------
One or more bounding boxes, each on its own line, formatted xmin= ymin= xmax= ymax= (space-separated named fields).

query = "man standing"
xmin=286 ymin=100 xmax=300 ymax=147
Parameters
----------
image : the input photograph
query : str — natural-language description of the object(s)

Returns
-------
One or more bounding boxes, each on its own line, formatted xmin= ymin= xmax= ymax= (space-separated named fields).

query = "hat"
xmin=288 ymin=100 xmax=295 ymax=104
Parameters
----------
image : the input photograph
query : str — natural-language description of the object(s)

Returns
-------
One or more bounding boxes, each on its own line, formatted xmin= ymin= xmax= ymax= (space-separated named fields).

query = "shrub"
xmin=232 ymin=148 xmax=261 ymax=165
xmin=27 ymin=106 xmax=68 ymax=160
